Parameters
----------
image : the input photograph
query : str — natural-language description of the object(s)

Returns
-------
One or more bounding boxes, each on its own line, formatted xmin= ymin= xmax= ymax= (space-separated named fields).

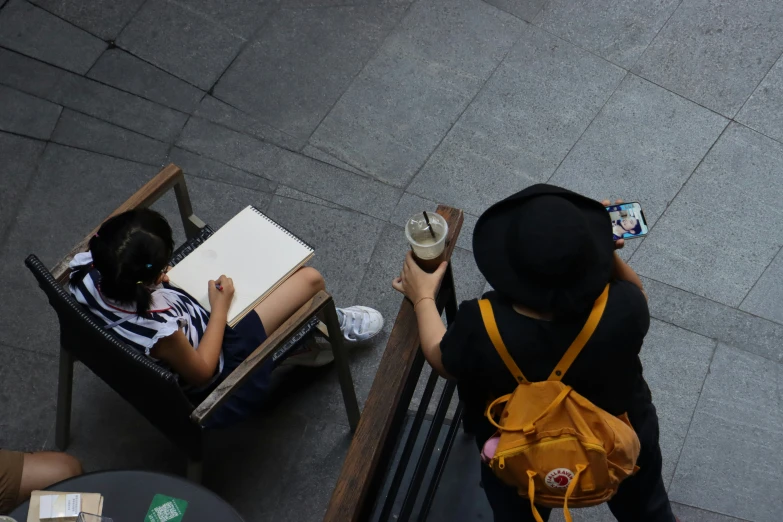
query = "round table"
xmin=10 ymin=470 xmax=243 ymax=522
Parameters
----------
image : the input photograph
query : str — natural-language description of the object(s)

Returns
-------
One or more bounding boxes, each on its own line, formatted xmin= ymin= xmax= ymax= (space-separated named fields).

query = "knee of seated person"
xmin=48 ymin=453 xmax=83 ymax=481
xmin=300 ymin=267 xmax=326 ymax=292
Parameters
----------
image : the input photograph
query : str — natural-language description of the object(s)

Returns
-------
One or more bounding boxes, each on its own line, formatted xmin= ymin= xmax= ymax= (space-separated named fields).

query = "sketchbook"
xmin=167 ymin=205 xmax=314 ymax=327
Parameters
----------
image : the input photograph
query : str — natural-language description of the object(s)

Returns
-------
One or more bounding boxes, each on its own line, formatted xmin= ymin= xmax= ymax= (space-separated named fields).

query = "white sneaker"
xmin=337 ymin=305 xmax=384 ymax=342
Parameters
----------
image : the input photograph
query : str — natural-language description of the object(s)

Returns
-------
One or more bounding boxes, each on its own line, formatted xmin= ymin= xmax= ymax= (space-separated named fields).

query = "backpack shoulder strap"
xmin=478 ymin=299 xmax=528 ymax=384
xmin=548 ymin=284 xmax=610 ymax=381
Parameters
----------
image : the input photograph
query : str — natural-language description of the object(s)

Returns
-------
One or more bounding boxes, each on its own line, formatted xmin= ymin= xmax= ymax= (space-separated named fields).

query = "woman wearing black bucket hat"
xmin=393 ymin=184 xmax=676 ymax=522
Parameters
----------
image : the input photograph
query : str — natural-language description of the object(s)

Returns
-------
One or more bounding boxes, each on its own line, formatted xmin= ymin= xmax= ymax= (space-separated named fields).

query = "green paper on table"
xmin=144 ymin=495 xmax=188 ymax=522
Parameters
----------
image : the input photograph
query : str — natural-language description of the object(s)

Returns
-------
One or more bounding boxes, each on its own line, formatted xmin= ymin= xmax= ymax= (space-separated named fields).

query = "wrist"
xmin=210 ymin=303 xmax=230 ymax=319
xmin=413 ymin=295 xmax=436 ymax=310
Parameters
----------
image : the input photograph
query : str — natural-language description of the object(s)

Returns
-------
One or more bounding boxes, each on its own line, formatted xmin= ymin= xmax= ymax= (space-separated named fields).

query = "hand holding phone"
xmin=604 ymin=201 xmax=648 ymax=241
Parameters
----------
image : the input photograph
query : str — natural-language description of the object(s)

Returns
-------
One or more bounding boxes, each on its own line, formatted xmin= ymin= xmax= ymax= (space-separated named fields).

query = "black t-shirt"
xmin=441 ymin=280 xmax=652 ymax=445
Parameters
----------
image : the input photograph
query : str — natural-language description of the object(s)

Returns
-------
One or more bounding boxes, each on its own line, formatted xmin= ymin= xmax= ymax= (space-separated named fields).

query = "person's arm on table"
xmin=392 ymin=252 xmax=454 ymax=379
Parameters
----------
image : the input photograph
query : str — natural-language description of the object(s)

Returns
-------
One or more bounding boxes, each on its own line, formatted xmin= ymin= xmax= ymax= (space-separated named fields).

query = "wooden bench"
xmin=324 ymin=205 xmax=465 ymax=521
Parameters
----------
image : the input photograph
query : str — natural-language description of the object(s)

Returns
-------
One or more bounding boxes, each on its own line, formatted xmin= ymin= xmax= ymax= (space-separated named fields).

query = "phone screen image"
xmin=606 ymin=202 xmax=648 ymax=241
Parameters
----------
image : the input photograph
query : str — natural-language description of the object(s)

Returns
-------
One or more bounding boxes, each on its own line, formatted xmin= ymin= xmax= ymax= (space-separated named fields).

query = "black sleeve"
xmin=440 ymin=299 xmax=481 ymax=380
xmin=614 ymin=280 xmax=650 ymax=355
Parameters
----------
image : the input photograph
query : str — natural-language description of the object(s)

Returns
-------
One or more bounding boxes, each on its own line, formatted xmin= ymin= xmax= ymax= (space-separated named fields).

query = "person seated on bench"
xmin=392 ymin=186 xmax=676 ymax=522
xmin=0 ymin=449 xmax=82 ymax=514
xmin=68 ymin=209 xmax=383 ymax=428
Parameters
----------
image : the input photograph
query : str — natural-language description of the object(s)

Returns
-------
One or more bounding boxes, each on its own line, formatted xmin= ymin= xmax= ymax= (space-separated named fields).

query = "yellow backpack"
xmin=479 ymin=285 xmax=641 ymax=522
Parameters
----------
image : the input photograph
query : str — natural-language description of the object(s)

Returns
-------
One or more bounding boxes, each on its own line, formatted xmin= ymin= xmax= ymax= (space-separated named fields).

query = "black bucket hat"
xmin=473 ymin=184 xmax=614 ymax=317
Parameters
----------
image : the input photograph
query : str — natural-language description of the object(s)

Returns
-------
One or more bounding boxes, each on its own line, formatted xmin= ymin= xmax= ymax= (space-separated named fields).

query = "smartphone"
xmin=606 ymin=202 xmax=648 ymax=241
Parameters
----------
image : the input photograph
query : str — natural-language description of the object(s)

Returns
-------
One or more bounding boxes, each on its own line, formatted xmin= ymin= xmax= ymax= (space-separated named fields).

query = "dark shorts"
xmin=0 ymin=449 xmax=23 ymax=515
xmin=191 ymin=311 xmax=274 ymax=429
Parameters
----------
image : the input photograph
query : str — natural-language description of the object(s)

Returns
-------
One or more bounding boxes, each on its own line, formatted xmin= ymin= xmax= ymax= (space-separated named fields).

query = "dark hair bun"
xmin=87 ymin=209 xmax=174 ymax=316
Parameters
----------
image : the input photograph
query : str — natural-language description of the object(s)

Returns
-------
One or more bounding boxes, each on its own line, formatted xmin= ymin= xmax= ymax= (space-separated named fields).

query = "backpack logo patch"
xmin=545 ymin=468 xmax=574 ymax=490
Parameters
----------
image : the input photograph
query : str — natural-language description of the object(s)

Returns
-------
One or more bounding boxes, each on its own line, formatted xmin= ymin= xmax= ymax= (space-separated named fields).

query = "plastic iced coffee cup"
xmin=405 ymin=212 xmax=448 ymax=272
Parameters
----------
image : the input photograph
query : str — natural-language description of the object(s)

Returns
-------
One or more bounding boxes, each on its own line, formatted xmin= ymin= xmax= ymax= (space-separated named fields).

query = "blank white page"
xmin=167 ymin=206 xmax=314 ymax=326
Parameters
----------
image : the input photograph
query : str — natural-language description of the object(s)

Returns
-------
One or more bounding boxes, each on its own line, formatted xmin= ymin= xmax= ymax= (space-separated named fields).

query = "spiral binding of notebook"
xmin=249 ymin=205 xmax=314 ymax=252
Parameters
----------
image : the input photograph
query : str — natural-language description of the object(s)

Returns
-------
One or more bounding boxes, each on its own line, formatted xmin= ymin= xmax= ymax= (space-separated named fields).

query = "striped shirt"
xmin=68 ymin=251 xmax=224 ymax=379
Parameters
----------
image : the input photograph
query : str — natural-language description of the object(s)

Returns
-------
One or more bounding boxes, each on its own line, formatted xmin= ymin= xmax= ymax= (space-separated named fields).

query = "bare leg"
xmin=253 ymin=267 xmax=325 ymax=334
xmin=17 ymin=452 xmax=82 ymax=503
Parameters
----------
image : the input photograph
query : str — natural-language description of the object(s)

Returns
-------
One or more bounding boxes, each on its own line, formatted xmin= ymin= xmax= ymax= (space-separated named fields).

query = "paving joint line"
xmin=177 ymin=115 xmax=409 ymax=196
xmin=0 ymin=340 xmax=58 ymax=360
xmin=300 ymin=0 xmax=417 ymax=157
xmin=398 ymin=23 xmax=528 ymax=197
xmin=545 ymin=70 xmax=630 ymax=184
xmin=203 ymin=0 xmax=284 ymax=95
xmin=672 ymin=502 xmax=751 ymax=522
xmin=625 ymin=0 xmax=684 ymax=73
xmin=731 ymin=48 xmax=783 ymax=121
xmin=0 ymin=140 xmax=50 ymax=252
xmin=737 ymin=243 xmax=783 ymax=310
xmin=666 ymin=338 xmax=717 ymax=491
xmin=200 ymin=93 xmax=305 ymax=153
xmin=627 ymin=121 xmax=730 ymax=265
xmin=0 ymin=44 xmax=207 ymax=113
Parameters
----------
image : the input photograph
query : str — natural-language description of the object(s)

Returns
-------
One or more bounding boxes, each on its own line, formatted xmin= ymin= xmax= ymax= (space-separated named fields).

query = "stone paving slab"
xmin=0 ymin=0 xmax=106 ymax=74
xmin=536 ymin=0 xmax=680 ymax=69
xmin=408 ymin=25 xmax=624 ymax=215
xmin=276 ymin=149 xmax=402 ymax=221
xmin=736 ymin=56 xmax=783 ymax=144
xmin=29 ymin=0 xmax=146 ymax=40
xmin=549 ymin=74 xmax=727 ymax=230
xmin=483 ymin=0 xmax=546 ymax=22
xmin=51 ymin=109 xmax=169 ymax=165
xmin=633 ymin=0 xmax=783 ymax=117
xmin=265 ymin=421 xmax=353 ymax=522
xmin=176 ymin=116 xmax=284 ymax=179
xmin=87 ymin=49 xmax=205 ymax=114
xmin=51 ymin=72 xmax=189 ymax=142
xmin=193 ymin=95 xmax=306 ymax=151
xmin=0 ymin=343 xmax=57 ymax=452
xmin=275 ymin=185 xmax=346 ymax=211
xmin=0 ymin=83 xmax=62 ymax=139
xmin=167 ymin=147 xmax=278 ymax=193
xmin=171 ymin=0 xmax=278 ymax=40
xmin=0 ymin=132 xmax=45 ymax=239
xmin=644 ymin=276 xmax=783 ymax=364
xmin=0 ymin=47 xmax=70 ymax=100
xmin=669 ymin=344 xmax=783 ymax=522
xmin=640 ymin=320 xmax=715 ymax=487
xmin=117 ymin=0 xmax=245 ymax=89
xmin=213 ymin=4 xmax=406 ymax=141
xmin=310 ymin=0 xmax=524 ymax=186
xmin=672 ymin=504 xmax=749 ymax=522
xmin=739 ymin=247 xmax=783 ymax=325
xmin=633 ymin=124 xmax=783 ymax=308
xmin=203 ymin=412 xmax=310 ymax=522
xmin=300 ymin=145 xmax=367 ymax=176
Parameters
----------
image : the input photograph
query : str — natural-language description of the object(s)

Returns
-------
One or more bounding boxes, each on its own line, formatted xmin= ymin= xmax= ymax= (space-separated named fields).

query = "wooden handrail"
xmin=323 ymin=205 xmax=464 ymax=522
xmin=51 ymin=164 xmax=205 ymax=285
